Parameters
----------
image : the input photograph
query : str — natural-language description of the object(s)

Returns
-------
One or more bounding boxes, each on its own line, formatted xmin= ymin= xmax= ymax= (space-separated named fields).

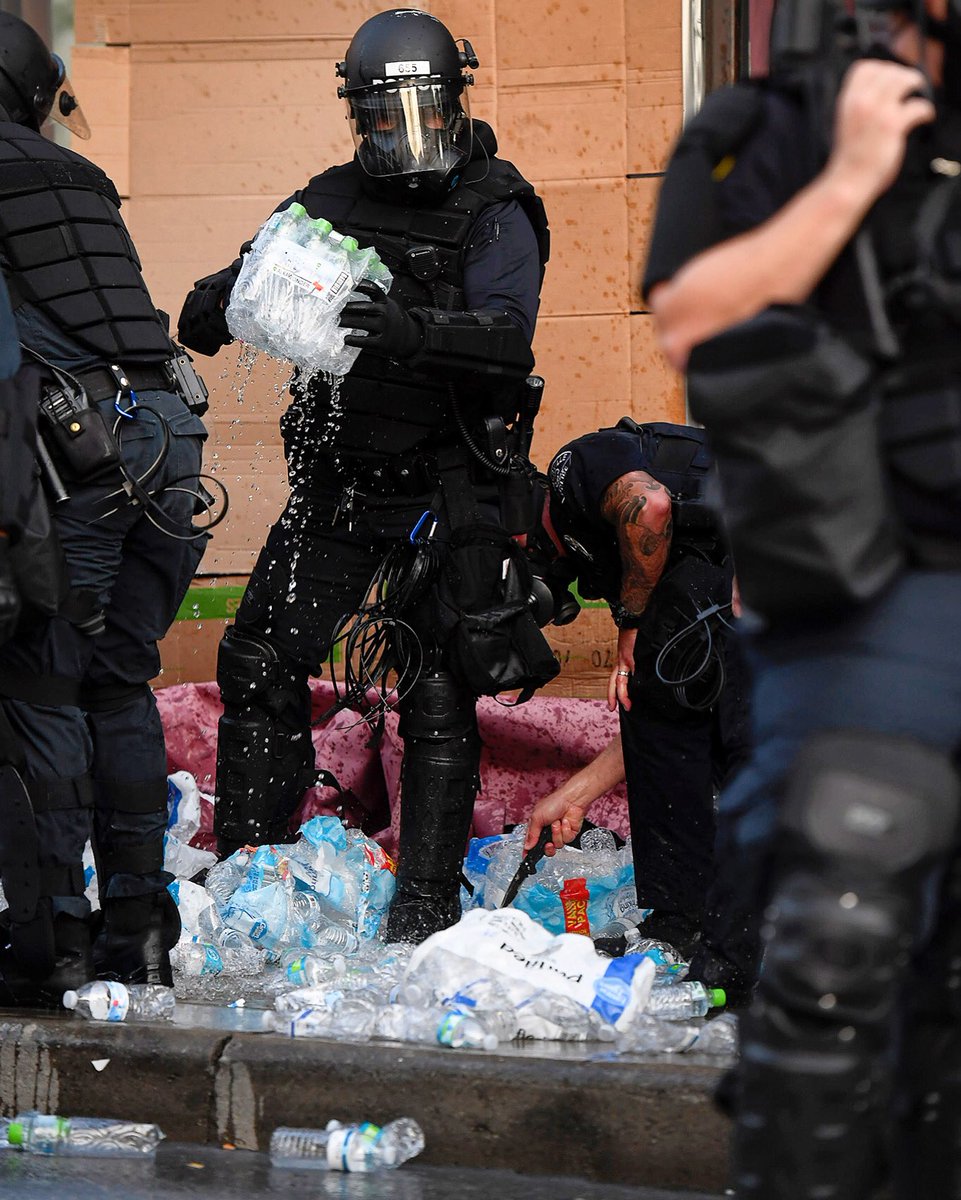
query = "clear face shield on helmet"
xmin=346 ymin=78 xmax=472 ymax=180
xmin=44 ymin=53 xmax=90 ymax=139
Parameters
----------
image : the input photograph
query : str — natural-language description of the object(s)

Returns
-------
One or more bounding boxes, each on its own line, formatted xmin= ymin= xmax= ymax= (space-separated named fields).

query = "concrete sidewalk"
xmin=0 ymin=1004 xmax=732 ymax=1194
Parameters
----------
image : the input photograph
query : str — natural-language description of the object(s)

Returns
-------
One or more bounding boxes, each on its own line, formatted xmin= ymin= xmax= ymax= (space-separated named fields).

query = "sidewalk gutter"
xmin=0 ymin=1009 xmax=732 ymax=1191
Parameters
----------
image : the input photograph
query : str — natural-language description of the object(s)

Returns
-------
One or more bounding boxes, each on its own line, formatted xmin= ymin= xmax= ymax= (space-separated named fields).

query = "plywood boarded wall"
xmin=72 ymin=0 xmax=685 ymax=697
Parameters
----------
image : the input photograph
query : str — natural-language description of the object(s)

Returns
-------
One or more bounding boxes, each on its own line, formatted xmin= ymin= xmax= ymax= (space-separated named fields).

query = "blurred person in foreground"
xmin=644 ymin=0 xmax=961 ymax=1194
xmin=524 ymin=421 xmax=755 ymax=1005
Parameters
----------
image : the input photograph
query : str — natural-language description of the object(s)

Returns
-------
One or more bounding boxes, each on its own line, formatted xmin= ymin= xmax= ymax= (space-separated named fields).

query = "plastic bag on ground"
xmin=408 ymin=908 xmax=655 ymax=1033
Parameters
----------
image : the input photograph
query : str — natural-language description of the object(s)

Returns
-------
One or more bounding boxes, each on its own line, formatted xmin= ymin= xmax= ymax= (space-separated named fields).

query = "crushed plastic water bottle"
xmin=615 ymin=1011 xmax=738 ymax=1057
xmin=270 ymin=1117 xmax=424 ymax=1172
xmin=374 ymin=1003 xmax=498 ymax=1051
xmin=6 ymin=1113 xmax=164 ymax=1157
xmin=265 ymin=1002 xmax=378 ymax=1041
xmin=62 ymin=981 xmax=175 ymax=1023
xmin=170 ymin=941 xmax=265 ymax=977
xmin=226 ymin=202 xmax=393 ymax=377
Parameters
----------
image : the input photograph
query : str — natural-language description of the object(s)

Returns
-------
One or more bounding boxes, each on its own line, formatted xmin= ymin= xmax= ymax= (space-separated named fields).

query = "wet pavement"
xmin=0 ymin=1142 xmax=725 ymax=1199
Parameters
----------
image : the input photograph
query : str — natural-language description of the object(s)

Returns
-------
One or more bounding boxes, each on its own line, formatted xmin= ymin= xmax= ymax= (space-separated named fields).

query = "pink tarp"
xmin=156 ymin=681 xmax=629 ymax=857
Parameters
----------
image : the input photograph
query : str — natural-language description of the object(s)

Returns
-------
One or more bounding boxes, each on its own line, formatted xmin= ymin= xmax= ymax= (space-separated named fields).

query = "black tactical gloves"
xmin=339 ymin=281 xmax=422 ymax=359
xmin=177 ymin=265 xmax=237 ymax=357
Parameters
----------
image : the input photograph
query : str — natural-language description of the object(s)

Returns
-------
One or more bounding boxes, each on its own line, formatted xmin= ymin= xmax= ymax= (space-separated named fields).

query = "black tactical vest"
xmin=0 ymin=122 xmax=175 ymax=364
xmin=284 ymin=149 xmax=548 ymax=460
xmin=557 ymin=421 xmax=725 ymax=605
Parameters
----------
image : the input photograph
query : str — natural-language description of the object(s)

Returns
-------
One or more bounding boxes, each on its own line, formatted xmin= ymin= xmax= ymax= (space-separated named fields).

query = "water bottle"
xmin=291 ymin=892 xmax=360 ymax=954
xmin=689 ymin=1011 xmax=738 ymax=1056
xmin=170 ymin=941 xmax=264 ymax=977
xmin=204 ymin=850 xmax=250 ymax=911
xmin=281 ymin=949 xmax=348 ymax=989
xmin=62 ymin=980 xmax=175 ymax=1023
xmin=626 ymin=938 xmax=688 ymax=979
xmin=266 ymin=1003 xmax=377 ymax=1041
xmin=593 ymin=906 xmax=650 ymax=957
xmin=270 ymin=1117 xmax=424 ymax=1172
xmin=7 ymin=1112 xmax=164 ymax=1157
xmin=645 ymin=980 xmax=726 ymax=1021
xmin=614 ymin=1015 xmax=703 ymax=1054
xmin=374 ymin=1003 xmax=497 ymax=1051
xmin=265 ymin=201 xmax=309 ymax=242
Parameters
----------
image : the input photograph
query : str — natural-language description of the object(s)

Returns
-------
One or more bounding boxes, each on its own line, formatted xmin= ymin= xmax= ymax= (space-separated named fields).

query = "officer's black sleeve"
xmin=642 ymin=85 xmax=811 ymax=301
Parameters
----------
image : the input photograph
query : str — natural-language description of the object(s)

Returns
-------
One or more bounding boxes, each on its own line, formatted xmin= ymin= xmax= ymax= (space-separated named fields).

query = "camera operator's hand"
xmin=830 ymin=60 xmax=936 ymax=205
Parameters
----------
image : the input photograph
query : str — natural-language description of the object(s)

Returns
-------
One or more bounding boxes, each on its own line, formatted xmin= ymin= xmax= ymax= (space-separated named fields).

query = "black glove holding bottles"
xmin=177 ymin=266 xmax=237 ymax=358
xmin=339 ymin=281 xmax=422 ymax=359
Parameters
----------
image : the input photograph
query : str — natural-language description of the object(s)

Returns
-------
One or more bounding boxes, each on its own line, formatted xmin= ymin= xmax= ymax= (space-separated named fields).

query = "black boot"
xmin=0 ymin=912 xmax=92 ymax=1009
xmin=93 ymin=892 xmax=180 ymax=986
xmin=385 ymin=672 xmax=480 ymax=945
xmin=636 ymin=909 xmax=703 ymax=961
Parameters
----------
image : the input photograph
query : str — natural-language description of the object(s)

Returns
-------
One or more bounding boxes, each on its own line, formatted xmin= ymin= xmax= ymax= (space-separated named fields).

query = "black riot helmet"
xmin=0 ymin=12 xmax=89 ymax=138
xmin=336 ymin=9 xmax=477 ymax=197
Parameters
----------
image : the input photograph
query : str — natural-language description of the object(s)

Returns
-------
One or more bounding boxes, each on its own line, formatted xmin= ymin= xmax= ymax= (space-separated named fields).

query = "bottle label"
xmin=326 ymin=1122 xmax=381 ymax=1172
xmin=200 ymin=944 xmax=224 ymax=975
xmin=435 ymin=1012 xmax=465 ymax=1047
xmin=103 ymin=981 xmax=130 ymax=1022
xmin=27 ymin=1115 xmax=69 ymax=1153
xmin=560 ymin=891 xmax=591 ymax=937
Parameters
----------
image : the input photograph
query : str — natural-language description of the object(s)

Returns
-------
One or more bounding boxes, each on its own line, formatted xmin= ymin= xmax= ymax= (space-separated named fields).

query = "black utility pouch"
xmin=688 ymin=305 xmax=905 ymax=625
xmin=437 ymin=522 xmax=560 ymax=698
xmin=39 ymin=380 xmax=120 ymax=480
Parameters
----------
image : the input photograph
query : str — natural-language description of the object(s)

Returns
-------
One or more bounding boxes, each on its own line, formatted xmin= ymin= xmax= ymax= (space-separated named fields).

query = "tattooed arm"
xmin=600 ymin=470 xmax=673 ymax=616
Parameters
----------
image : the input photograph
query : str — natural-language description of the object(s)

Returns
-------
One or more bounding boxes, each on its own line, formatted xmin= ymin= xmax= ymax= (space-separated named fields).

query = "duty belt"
xmin=72 ymin=361 xmax=175 ymax=404
xmin=321 ymin=451 xmax=440 ymax=497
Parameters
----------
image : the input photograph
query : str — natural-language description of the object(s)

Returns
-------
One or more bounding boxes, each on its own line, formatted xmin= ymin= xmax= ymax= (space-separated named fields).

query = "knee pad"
xmin=217 ymin=626 xmax=305 ymax=714
xmin=398 ymin=670 xmax=479 ymax=744
xmin=762 ymin=731 xmax=960 ymax=1023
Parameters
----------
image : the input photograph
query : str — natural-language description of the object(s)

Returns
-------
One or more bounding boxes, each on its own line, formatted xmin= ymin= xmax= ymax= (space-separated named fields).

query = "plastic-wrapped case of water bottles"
xmin=225 ymin=201 xmax=393 ymax=377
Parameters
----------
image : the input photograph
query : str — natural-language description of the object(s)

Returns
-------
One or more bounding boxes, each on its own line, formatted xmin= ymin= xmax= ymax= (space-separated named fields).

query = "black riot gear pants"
xmin=215 ymin=468 xmax=487 ymax=940
xmin=0 ymin=389 xmax=205 ymax=993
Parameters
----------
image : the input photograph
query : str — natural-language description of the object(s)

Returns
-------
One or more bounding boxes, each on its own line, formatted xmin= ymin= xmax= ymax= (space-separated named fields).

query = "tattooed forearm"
xmin=601 ymin=470 xmax=673 ymax=616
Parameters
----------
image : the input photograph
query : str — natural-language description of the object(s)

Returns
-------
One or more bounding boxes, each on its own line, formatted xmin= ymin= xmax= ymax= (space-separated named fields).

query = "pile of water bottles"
xmin=225 ymin=200 xmax=393 ymax=377
xmin=60 ymin=773 xmax=737 ymax=1061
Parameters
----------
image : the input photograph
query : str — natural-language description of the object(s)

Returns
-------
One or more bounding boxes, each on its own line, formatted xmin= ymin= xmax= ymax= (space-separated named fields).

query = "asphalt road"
xmin=0 ymin=1143 xmax=727 ymax=1199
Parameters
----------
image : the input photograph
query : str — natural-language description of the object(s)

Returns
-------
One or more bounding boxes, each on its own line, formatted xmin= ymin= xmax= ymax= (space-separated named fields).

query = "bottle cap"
xmin=7 ymin=1122 xmax=24 ymax=1146
xmin=62 ymin=990 xmax=78 ymax=1010
xmin=709 ymin=988 xmax=727 ymax=1008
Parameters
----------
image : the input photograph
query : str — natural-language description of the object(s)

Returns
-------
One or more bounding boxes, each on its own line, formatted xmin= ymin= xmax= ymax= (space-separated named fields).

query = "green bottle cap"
xmin=287 ymin=202 xmax=307 ymax=219
xmin=7 ymin=1122 xmax=24 ymax=1146
xmin=312 ymin=218 xmax=332 ymax=237
xmin=709 ymin=988 xmax=727 ymax=1009
xmin=342 ymin=236 xmax=359 ymax=252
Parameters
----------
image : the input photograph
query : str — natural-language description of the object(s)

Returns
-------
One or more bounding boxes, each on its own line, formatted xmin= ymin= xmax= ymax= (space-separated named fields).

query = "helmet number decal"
xmin=385 ymin=60 xmax=431 ymax=76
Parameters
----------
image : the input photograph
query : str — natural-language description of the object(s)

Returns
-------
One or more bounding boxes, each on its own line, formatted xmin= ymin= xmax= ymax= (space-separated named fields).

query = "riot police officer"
xmin=177 ymin=8 xmax=552 ymax=943
xmin=0 ymin=14 xmax=210 ymax=1004
xmin=646 ymin=0 xmax=961 ymax=1195
xmin=526 ymin=420 xmax=755 ymax=1000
